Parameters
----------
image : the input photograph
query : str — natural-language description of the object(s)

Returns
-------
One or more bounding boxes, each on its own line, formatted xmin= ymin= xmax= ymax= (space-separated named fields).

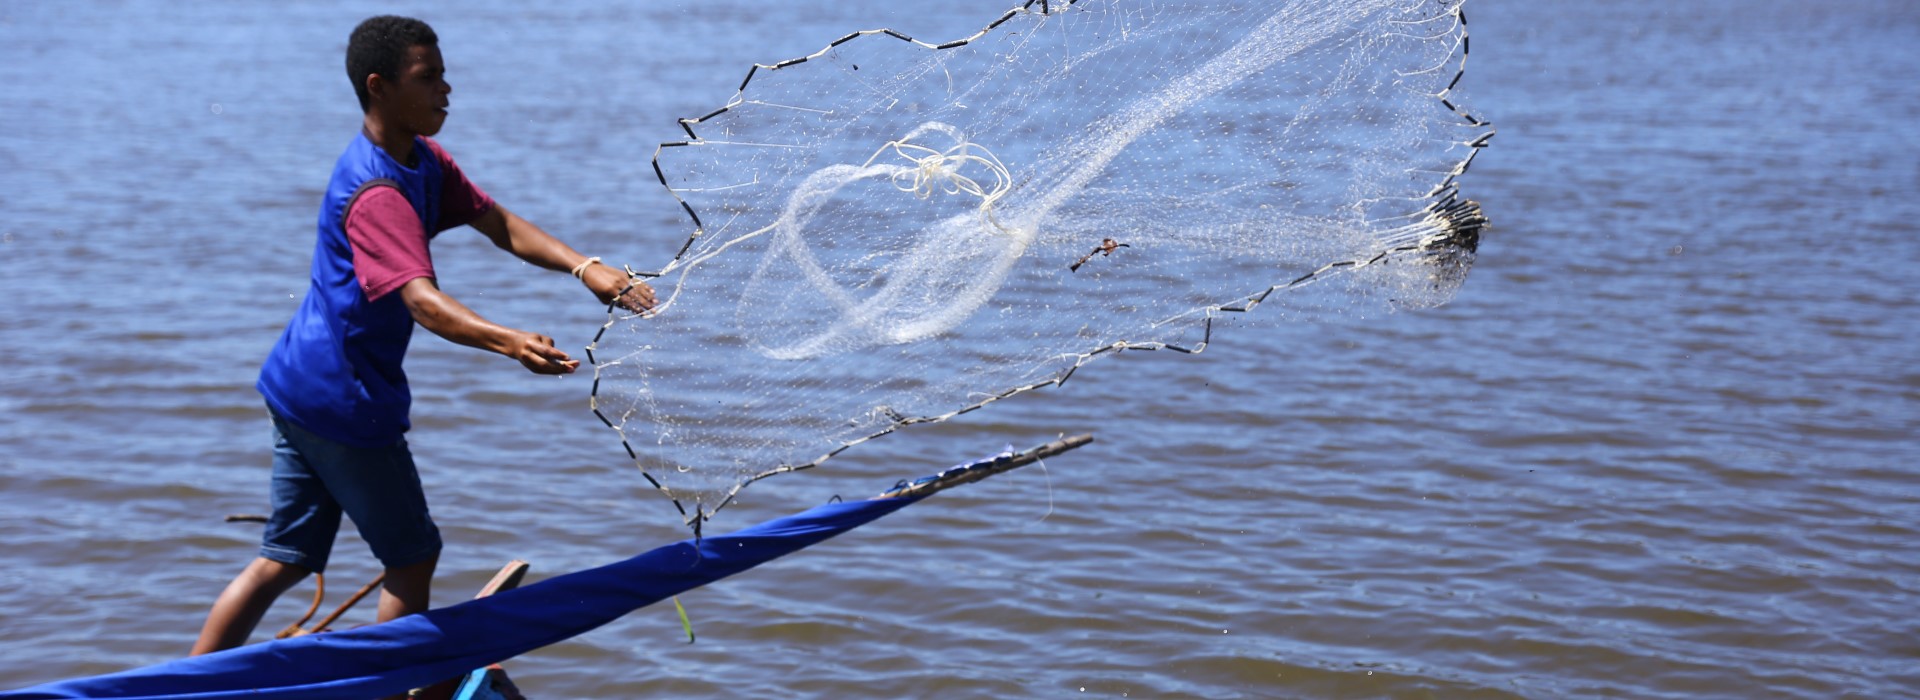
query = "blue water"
xmin=2 ymin=1 xmax=1916 ymax=697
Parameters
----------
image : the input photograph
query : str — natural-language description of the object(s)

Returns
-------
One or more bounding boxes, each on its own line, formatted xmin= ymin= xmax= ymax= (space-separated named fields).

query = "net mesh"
xmin=589 ymin=0 xmax=1492 ymax=525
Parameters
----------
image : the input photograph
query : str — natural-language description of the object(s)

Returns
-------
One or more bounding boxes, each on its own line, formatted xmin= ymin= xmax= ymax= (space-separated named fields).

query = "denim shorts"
xmin=259 ymin=410 xmax=442 ymax=573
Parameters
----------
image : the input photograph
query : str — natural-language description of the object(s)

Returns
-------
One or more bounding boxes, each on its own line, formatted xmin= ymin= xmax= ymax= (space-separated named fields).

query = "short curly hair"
xmin=346 ymin=16 xmax=438 ymax=113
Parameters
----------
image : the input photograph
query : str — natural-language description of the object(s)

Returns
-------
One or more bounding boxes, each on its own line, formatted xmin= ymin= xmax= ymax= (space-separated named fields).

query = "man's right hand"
xmin=400 ymin=277 xmax=583 ymax=375
xmin=509 ymin=331 xmax=579 ymax=375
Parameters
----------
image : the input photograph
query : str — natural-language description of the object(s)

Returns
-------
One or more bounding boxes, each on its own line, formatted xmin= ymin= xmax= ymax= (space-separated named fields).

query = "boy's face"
xmin=378 ymin=44 xmax=450 ymax=137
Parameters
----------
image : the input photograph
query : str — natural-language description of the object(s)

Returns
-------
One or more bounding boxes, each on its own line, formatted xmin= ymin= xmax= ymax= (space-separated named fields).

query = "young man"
xmin=192 ymin=15 xmax=653 ymax=654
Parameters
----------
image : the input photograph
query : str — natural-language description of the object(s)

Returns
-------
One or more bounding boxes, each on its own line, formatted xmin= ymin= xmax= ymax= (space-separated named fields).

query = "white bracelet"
xmin=570 ymin=256 xmax=602 ymax=279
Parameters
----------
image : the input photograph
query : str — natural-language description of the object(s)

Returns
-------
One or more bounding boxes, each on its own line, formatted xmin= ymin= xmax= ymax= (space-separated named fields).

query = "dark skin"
xmin=193 ymin=42 xmax=655 ymax=664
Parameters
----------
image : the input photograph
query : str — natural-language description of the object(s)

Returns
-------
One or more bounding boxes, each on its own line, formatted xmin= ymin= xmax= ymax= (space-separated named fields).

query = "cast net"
xmin=589 ymin=0 xmax=1492 ymax=526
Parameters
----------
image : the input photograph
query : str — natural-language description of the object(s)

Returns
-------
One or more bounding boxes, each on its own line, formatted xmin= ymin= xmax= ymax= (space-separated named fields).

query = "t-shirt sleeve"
xmin=346 ymin=186 xmax=436 ymax=302
xmin=423 ymin=138 xmax=496 ymax=232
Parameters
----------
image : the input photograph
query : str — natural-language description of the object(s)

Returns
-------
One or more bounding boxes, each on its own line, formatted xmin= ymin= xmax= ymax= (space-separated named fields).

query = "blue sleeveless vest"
xmin=258 ymin=132 xmax=443 ymax=447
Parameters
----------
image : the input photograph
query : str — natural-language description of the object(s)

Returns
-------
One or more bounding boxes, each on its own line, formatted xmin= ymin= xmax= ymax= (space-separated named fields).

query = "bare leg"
xmin=192 ymin=557 xmax=311 ymax=655
xmin=376 ymin=553 xmax=440 ymax=700
xmin=376 ymin=552 xmax=438 ymax=622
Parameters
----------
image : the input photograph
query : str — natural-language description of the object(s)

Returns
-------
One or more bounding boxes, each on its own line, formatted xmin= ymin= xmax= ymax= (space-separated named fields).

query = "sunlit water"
xmin=2 ymin=1 xmax=1916 ymax=697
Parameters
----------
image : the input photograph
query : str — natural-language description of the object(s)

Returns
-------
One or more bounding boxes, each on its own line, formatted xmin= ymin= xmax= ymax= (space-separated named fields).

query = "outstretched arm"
xmin=399 ymin=276 xmax=579 ymax=375
xmin=469 ymin=204 xmax=656 ymax=311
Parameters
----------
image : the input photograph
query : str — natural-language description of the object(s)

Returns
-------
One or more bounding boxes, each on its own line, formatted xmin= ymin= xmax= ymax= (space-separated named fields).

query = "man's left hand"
xmin=582 ymin=263 xmax=657 ymax=313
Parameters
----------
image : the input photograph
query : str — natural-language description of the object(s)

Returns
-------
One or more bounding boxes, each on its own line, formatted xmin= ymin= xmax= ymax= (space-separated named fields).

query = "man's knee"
xmin=247 ymin=557 xmax=312 ymax=589
xmin=385 ymin=551 xmax=438 ymax=577
xmin=383 ymin=552 xmax=439 ymax=594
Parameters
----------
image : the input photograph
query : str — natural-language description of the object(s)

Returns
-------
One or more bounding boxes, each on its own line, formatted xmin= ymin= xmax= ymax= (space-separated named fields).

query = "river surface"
xmin=2 ymin=1 xmax=1916 ymax=698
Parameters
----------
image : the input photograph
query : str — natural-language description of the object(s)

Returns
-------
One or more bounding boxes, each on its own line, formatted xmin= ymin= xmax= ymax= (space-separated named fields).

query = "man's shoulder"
xmin=419 ymin=137 xmax=457 ymax=169
xmin=326 ymin=131 xmax=390 ymax=184
xmin=332 ymin=130 xmax=375 ymax=162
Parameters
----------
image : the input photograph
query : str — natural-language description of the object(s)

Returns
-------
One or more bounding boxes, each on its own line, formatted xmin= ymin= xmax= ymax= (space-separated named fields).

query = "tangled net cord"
xmin=870 ymin=123 xmax=1015 ymax=235
xmin=587 ymin=0 xmax=1495 ymax=528
xmin=623 ymin=122 xmax=1015 ymax=322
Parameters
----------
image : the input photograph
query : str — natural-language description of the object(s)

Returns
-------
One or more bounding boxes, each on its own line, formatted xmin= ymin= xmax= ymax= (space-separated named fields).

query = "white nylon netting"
xmin=589 ymin=0 xmax=1491 ymax=524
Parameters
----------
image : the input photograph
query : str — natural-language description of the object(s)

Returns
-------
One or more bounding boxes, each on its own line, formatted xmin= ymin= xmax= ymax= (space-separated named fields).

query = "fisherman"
xmin=192 ymin=15 xmax=654 ymax=654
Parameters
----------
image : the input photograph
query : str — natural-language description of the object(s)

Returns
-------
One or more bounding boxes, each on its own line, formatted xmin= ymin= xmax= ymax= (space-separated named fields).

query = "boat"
xmin=2 ymin=435 xmax=1092 ymax=699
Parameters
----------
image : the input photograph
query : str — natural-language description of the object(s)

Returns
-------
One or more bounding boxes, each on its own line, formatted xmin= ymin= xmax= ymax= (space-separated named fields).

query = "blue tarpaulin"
xmin=4 ymin=496 xmax=921 ymax=699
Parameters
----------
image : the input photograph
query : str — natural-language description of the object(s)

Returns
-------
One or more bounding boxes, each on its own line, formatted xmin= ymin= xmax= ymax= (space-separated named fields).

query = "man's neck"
xmin=362 ymin=114 xmax=417 ymax=167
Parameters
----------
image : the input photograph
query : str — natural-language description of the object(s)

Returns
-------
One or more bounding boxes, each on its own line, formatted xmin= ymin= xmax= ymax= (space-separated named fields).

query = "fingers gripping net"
xmin=590 ymin=0 xmax=1493 ymax=525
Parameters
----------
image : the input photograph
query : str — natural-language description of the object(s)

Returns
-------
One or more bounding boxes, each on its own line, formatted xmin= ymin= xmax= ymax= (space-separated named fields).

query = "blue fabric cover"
xmin=258 ymin=132 xmax=443 ymax=448
xmin=4 ymin=496 xmax=919 ymax=699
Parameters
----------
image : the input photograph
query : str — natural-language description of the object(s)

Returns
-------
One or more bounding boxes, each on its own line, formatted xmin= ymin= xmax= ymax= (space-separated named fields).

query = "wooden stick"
xmin=301 ymin=573 xmax=386 ymax=637
xmin=875 ymin=434 xmax=1093 ymax=500
xmin=274 ymin=573 xmax=327 ymax=640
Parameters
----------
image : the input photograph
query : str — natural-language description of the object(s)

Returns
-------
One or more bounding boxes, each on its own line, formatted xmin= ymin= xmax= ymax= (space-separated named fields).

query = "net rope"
xmin=588 ymin=0 xmax=1493 ymax=526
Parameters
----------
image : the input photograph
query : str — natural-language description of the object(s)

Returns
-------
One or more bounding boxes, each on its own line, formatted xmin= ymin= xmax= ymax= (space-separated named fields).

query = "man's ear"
xmin=364 ymin=72 xmax=387 ymax=106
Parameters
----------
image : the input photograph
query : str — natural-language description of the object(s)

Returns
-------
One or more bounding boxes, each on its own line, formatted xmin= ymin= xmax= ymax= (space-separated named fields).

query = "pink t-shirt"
xmin=346 ymin=138 xmax=495 ymax=301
